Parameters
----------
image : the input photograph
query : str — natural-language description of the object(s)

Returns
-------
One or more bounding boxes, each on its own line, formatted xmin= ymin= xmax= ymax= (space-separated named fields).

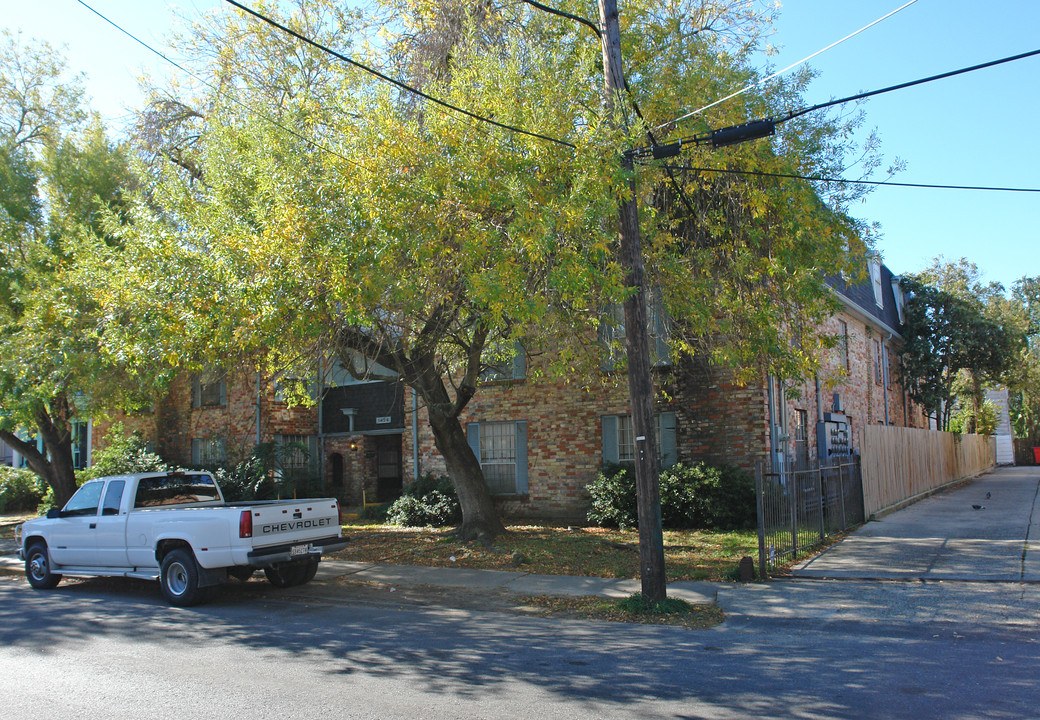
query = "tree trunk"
xmin=427 ymin=408 xmax=506 ymax=542
xmin=0 ymin=397 xmax=79 ymax=506
xmin=411 ymin=365 xmax=506 ymax=542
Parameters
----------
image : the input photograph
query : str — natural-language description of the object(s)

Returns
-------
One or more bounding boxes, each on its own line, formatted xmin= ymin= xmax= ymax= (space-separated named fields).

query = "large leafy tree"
xmin=104 ymin=0 xmax=883 ymax=539
xmin=0 ymin=31 xmax=135 ymax=505
xmin=899 ymin=264 xmax=1018 ymax=432
xmin=1006 ymin=276 xmax=1040 ymax=443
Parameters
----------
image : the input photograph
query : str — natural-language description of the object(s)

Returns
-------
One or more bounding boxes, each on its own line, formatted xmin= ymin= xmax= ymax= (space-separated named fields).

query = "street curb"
xmin=0 ymin=554 xmax=722 ymax=604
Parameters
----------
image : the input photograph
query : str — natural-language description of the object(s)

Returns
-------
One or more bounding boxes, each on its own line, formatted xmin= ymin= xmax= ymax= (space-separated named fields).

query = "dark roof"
xmin=825 ymin=260 xmax=902 ymax=333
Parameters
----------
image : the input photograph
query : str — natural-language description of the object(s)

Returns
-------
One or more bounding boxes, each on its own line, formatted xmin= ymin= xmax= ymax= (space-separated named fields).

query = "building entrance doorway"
xmin=375 ymin=435 xmax=403 ymax=502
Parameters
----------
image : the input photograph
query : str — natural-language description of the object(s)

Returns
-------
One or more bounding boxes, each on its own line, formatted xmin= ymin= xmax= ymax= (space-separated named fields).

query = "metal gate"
xmin=755 ymin=457 xmax=864 ymax=578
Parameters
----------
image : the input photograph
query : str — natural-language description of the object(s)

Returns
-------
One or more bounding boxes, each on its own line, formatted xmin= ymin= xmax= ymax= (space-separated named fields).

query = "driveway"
xmin=793 ymin=465 xmax=1040 ymax=581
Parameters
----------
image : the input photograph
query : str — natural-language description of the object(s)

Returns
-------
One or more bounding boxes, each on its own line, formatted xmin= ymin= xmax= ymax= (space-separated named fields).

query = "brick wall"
xmin=95 ymin=306 xmax=925 ymax=519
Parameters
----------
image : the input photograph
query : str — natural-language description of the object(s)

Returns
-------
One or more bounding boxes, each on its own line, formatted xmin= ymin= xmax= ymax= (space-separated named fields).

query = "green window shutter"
xmin=515 ymin=421 xmax=528 ymax=494
xmin=219 ymin=378 xmax=228 ymax=406
xmin=659 ymin=411 xmax=678 ymax=468
xmin=191 ymin=375 xmax=201 ymax=408
xmin=601 ymin=415 xmax=619 ymax=465
xmin=466 ymin=423 xmax=481 ymax=463
xmin=512 ymin=345 xmax=527 ymax=380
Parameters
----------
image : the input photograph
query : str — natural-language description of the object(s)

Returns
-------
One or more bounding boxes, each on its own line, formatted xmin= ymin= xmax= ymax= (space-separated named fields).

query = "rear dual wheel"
xmin=160 ymin=548 xmax=215 ymax=606
xmin=264 ymin=558 xmax=319 ymax=588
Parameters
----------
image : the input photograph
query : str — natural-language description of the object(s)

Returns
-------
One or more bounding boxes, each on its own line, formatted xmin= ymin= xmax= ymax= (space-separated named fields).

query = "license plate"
xmin=290 ymin=543 xmax=310 ymax=557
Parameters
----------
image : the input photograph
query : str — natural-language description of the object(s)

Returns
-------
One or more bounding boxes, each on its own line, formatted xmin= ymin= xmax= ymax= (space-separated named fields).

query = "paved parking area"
xmin=793 ymin=466 xmax=1040 ymax=581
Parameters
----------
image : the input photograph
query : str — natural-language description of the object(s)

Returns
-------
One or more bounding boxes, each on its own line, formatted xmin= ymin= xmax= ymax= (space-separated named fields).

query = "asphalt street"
xmin=1 ymin=572 xmax=1038 ymax=720
xmin=2 ymin=466 xmax=1039 ymax=718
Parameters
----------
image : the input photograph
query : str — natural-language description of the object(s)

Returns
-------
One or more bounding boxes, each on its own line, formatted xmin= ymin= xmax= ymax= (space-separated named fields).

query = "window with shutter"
xmin=466 ymin=421 xmax=528 ymax=494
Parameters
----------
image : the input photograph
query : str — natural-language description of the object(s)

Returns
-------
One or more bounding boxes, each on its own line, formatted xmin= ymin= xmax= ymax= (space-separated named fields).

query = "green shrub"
xmin=586 ymin=464 xmax=637 ymax=529
xmin=949 ymin=400 xmax=999 ymax=436
xmin=586 ymin=461 xmax=755 ymax=531
xmin=208 ymin=446 xmax=280 ymax=502
xmin=359 ymin=501 xmax=393 ymax=522
xmin=660 ymin=462 xmax=756 ymax=530
xmin=385 ymin=473 xmax=461 ymax=527
xmin=80 ymin=423 xmax=168 ymax=482
xmin=0 ymin=466 xmax=46 ymax=513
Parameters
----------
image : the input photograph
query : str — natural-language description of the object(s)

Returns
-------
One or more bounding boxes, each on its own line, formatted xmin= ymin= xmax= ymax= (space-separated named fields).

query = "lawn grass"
xmin=0 ymin=513 xmax=35 ymax=540
xmin=336 ymin=521 xmax=759 ymax=582
xmin=1 ymin=512 xmax=760 ymax=583
xmin=521 ymin=593 xmax=726 ymax=629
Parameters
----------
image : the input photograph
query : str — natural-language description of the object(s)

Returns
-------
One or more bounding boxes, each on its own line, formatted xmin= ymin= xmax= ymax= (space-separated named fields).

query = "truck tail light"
xmin=336 ymin=501 xmax=342 ymax=527
xmin=239 ymin=510 xmax=253 ymax=538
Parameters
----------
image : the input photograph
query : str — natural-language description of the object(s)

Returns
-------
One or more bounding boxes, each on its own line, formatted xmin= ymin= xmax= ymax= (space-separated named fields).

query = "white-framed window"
xmin=601 ymin=412 xmax=678 ymax=468
xmin=869 ymin=257 xmax=884 ymax=308
xmin=466 ymin=420 xmax=528 ymax=495
xmin=192 ymin=372 xmax=227 ymax=408
xmin=71 ymin=419 xmax=90 ymax=470
xmin=191 ymin=437 xmax=226 ymax=466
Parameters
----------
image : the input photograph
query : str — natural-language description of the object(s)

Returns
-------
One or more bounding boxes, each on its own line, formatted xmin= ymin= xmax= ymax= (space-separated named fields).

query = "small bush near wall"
xmin=386 ymin=473 xmax=462 ymax=527
xmin=0 ymin=467 xmax=47 ymax=513
xmin=586 ymin=464 xmax=638 ymax=529
xmin=587 ymin=462 xmax=756 ymax=531
xmin=80 ymin=423 xmax=168 ymax=481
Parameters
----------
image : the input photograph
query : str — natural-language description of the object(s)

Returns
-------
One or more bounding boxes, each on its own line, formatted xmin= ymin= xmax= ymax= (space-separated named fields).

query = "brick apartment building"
xmin=90 ymin=257 xmax=922 ymax=519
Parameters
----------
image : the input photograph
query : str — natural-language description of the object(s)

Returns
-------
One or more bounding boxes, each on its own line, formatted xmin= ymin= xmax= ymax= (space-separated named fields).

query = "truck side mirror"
xmin=46 ymin=508 xmax=62 ymax=519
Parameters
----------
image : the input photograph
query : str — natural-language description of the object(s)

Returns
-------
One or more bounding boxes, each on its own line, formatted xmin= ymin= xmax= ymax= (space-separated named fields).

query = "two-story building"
xmin=94 ymin=258 xmax=924 ymax=519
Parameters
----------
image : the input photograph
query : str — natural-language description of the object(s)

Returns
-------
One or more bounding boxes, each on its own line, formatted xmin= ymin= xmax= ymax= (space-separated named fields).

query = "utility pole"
xmin=598 ymin=0 xmax=666 ymax=603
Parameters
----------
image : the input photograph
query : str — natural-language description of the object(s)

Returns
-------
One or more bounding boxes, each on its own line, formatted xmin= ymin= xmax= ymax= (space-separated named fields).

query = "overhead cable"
xmin=643 ymin=163 xmax=1040 ymax=193
xmin=657 ymin=0 xmax=920 ymax=131
xmin=76 ymin=0 xmax=360 ymax=168
xmin=224 ymin=0 xmax=576 ymax=149
xmin=779 ymin=46 xmax=1040 ymax=123
xmin=636 ymin=46 xmax=1040 ymax=158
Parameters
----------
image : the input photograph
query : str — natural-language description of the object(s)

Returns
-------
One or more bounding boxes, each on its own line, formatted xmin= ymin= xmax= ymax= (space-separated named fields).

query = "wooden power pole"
xmin=598 ymin=0 xmax=667 ymax=602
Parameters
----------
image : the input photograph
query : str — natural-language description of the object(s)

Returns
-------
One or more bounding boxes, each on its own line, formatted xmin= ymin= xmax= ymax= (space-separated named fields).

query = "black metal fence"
xmin=755 ymin=457 xmax=864 ymax=578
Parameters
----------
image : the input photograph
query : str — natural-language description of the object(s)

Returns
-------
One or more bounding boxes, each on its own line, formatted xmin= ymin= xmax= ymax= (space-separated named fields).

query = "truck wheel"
xmin=25 ymin=542 xmax=61 ymax=590
xmin=264 ymin=562 xmax=308 ymax=588
xmin=300 ymin=558 xmax=319 ymax=585
xmin=160 ymin=548 xmax=212 ymax=606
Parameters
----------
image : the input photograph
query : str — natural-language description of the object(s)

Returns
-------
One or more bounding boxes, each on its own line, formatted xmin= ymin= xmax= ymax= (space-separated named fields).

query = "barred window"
xmin=277 ymin=434 xmax=318 ymax=474
xmin=466 ymin=421 xmax=528 ymax=495
xmin=191 ymin=438 xmax=226 ymax=466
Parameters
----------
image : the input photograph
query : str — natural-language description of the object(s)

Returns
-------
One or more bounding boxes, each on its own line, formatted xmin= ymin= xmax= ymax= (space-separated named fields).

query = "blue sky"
xmin=6 ymin=1 xmax=1039 ymax=290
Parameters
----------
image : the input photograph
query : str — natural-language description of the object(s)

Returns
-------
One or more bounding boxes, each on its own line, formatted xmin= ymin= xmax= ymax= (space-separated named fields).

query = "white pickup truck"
xmin=15 ymin=471 xmax=349 ymax=606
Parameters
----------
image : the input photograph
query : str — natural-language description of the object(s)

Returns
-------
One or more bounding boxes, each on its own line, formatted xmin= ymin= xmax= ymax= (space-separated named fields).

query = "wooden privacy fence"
xmin=860 ymin=425 xmax=995 ymax=517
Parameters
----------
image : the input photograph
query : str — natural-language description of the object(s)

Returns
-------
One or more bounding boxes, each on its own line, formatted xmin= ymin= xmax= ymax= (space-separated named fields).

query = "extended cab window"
xmin=102 ymin=480 xmax=125 ymax=516
xmin=63 ymin=482 xmax=103 ymax=517
xmin=134 ymin=474 xmax=221 ymax=508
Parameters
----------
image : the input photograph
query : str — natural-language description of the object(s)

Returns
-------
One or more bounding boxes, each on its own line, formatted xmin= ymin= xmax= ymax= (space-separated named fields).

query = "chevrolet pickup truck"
xmin=15 ymin=471 xmax=349 ymax=606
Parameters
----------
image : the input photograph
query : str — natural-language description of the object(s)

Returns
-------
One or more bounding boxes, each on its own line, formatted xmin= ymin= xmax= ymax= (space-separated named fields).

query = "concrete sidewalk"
xmin=0 ymin=540 xmax=718 ymax=604
xmin=793 ymin=465 xmax=1040 ymax=582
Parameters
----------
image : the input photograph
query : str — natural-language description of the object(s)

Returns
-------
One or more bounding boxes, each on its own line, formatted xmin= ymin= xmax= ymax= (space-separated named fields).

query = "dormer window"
xmin=869 ymin=258 xmax=884 ymax=308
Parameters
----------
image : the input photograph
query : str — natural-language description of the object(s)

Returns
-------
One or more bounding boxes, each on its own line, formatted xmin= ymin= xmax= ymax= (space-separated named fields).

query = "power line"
xmin=637 ymin=46 xmax=1040 ymax=157
xmin=779 ymin=46 xmax=1040 ymax=123
xmin=658 ymin=0 xmax=920 ymax=131
xmin=518 ymin=0 xmax=600 ymax=38
xmin=76 ymin=0 xmax=361 ymax=169
xmin=641 ymin=163 xmax=1040 ymax=193
xmin=223 ymin=0 xmax=576 ymax=150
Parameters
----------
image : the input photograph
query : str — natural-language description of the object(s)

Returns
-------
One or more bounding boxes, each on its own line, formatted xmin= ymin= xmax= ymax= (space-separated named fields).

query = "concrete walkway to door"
xmin=793 ymin=465 xmax=1040 ymax=582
